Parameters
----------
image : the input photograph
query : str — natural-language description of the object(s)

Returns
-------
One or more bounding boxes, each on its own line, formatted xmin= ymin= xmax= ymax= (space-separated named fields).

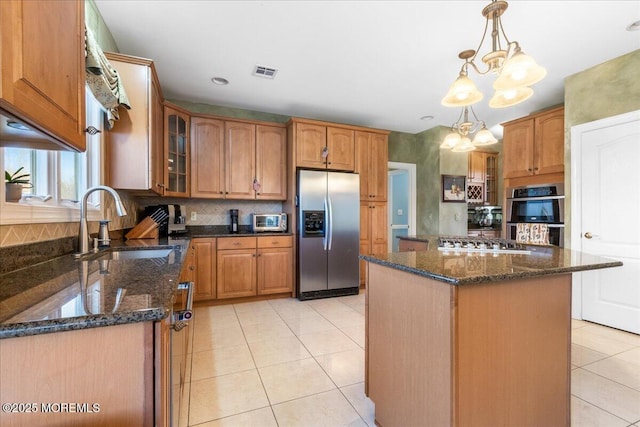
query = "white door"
xmin=388 ymin=162 xmax=416 ymax=252
xmin=571 ymin=110 xmax=640 ymax=334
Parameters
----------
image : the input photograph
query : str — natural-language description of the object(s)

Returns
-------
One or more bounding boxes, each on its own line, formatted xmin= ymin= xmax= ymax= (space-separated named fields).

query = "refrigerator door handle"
xmin=327 ymin=195 xmax=333 ymax=250
xmin=323 ymin=198 xmax=329 ymax=251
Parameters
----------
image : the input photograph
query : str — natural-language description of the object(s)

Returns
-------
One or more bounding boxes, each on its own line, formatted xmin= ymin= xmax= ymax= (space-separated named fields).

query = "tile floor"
xmin=185 ymin=294 xmax=640 ymax=427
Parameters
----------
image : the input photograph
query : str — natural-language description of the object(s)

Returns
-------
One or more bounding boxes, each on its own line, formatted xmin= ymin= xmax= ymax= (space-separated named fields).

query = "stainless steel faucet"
xmin=77 ymin=186 xmax=127 ymax=256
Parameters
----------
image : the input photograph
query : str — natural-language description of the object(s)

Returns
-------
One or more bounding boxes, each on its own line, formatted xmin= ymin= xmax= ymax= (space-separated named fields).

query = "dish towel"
xmin=516 ymin=223 xmax=550 ymax=245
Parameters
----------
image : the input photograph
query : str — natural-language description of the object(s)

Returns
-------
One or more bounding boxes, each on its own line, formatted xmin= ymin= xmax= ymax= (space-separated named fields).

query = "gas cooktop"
xmin=437 ymin=236 xmax=531 ymax=254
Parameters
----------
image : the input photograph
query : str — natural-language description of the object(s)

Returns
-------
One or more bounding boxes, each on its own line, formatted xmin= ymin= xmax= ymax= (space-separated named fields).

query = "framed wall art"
xmin=442 ymin=175 xmax=466 ymax=203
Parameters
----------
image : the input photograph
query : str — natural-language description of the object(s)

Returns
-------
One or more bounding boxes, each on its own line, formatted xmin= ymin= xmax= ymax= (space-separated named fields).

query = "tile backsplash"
xmin=137 ymin=198 xmax=283 ymax=226
xmin=0 ymin=193 xmax=282 ymax=248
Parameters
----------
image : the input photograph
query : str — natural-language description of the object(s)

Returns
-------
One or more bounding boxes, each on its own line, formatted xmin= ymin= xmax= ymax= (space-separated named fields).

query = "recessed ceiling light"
xmin=211 ymin=77 xmax=229 ymax=85
xmin=627 ymin=20 xmax=640 ymax=31
xmin=420 ymin=115 xmax=434 ymax=121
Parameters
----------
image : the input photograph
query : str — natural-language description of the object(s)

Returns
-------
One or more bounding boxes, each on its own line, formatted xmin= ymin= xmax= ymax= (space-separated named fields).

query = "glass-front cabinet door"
xmin=164 ymin=105 xmax=190 ymax=197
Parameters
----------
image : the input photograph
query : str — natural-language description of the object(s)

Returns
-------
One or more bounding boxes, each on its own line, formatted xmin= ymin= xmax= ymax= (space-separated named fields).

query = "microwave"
xmin=251 ymin=213 xmax=287 ymax=232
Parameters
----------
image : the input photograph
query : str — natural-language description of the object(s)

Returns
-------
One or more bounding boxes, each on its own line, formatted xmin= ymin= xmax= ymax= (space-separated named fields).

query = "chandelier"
xmin=441 ymin=0 xmax=546 ymax=109
xmin=440 ymin=105 xmax=497 ymax=152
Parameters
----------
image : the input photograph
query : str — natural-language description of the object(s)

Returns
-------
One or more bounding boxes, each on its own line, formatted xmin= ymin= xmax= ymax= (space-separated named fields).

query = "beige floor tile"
xmin=572 ymin=319 xmax=591 ymax=329
xmin=582 ymin=323 xmax=640 ymax=347
xmin=571 ymin=327 xmax=637 ymax=356
xmin=193 ymin=323 xmax=247 ymax=352
xmin=322 ymin=310 xmax=365 ymax=329
xmin=233 ymin=300 xmax=275 ymax=313
xmin=194 ymin=407 xmax=278 ymax=427
xmin=195 ymin=305 xmax=239 ymax=326
xmin=572 ymin=344 xmax=609 ymax=367
xmin=236 ymin=309 xmax=283 ymax=327
xmin=258 ymin=358 xmax=336 ymax=405
xmin=272 ymin=389 xmax=367 ymax=427
xmin=284 ymin=312 xmax=338 ymax=336
xmin=298 ymin=329 xmax=360 ymax=357
xmin=340 ymin=382 xmax=376 ymax=427
xmin=613 ymin=347 xmax=640 ymax=366
xmin=583 ymin=355 xmax=640 ymax=391
xmin=340 ymin=324 xmax=365 ymax=348
xmin=269 ymin=298 xmax=317 ymax=320
xmin=188 ymin=370 xmax=269 ymax=425
xmin=316 ymin=348 xmax=365 ymax=387
xmin=248 ymin=335 xmax=312 ymax=368
xmin=241 ymin=318 xmax=295 ymax=343
xmin=571 ymin=368 xmax=640 ymax=423
xmin=570 ymin=396 xmax=628 ymax=427
xmin=191 ymin=344 xmax=255 ymax=381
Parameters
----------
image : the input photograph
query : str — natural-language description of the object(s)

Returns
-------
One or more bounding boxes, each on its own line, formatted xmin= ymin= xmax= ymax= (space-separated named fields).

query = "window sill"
xmin=0 ymin=200 xmax=102 ymax=225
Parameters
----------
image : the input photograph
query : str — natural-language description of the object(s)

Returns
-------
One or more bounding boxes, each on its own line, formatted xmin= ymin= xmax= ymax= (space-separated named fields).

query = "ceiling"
xmin=94 ymin=1 xmax=640 ymax=136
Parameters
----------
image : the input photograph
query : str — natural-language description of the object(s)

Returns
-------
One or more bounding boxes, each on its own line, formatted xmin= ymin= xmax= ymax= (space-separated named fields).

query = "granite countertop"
xmin=0 ymin=237 xmax=190 ymax=339
xmin=362 ymin=236 xmax=623 ymax=285
xmin=185 ymin=225 xmax=293 ymax=238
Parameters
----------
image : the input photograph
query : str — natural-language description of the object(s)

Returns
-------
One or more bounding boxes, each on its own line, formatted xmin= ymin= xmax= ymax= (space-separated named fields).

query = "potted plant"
xmin=5 ymin=167 xmax=31 ymax=202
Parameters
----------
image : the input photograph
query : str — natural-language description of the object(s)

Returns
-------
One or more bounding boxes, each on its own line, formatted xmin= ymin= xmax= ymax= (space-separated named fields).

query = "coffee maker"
xmin=230 ymin=209 xmax=239 ymax=233
xmin=144 ymin=204 xmax=187 ymax=236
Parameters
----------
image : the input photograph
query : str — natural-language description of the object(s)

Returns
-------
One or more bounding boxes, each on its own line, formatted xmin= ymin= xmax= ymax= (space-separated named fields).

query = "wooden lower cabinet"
xmin=468 ymin=229 xmax=501 ymax=238
xmin=191 ymin=238 xmax=216 ymax=301
xmin=216 ymin=236 xmax=293 ymax=299
xmin=398 ymin=239 xmax=428 ymax=252
xmin=0 ymin=322 xmax=154 ymax=426
xmin=359 ymin=201 xmax=388 ymax=285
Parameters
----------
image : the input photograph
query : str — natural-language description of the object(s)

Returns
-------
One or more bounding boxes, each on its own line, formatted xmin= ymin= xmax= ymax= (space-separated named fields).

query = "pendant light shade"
xmin=472 ymin=126 xmax=498 ymax=146
xmin=440 ymin=1 xmax=545 ymax=110
xmin=493 ymin=50 xmax=547 ymax=90
xmin=441 ymin=73 xmax=484 ymax=107
xmin=489 ymin=86 xmax=533 ymax=108
xmin=441 ymin=132 xmax=462 ymax=149
xmin=451 ymin=136 xmax=476 ymax=152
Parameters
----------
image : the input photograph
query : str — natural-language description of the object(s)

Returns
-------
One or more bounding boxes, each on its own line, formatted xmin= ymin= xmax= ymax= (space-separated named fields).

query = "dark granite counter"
xmin=362 ymin=236 xmax=622 ymax=285
xmin=186 ymin=225 xmax=293 ymax=238
xmin=0 ymin=237 xmax=190 ymax=339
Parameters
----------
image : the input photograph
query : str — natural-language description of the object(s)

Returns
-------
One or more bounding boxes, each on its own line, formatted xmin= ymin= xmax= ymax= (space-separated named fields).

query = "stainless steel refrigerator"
xmin=297 ymin=170 xmax=360 ymax=300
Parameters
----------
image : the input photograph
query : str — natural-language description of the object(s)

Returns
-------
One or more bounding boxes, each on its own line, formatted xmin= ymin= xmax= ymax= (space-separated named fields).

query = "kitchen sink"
xmin=91 ymin=248 xmax=174 ymax=260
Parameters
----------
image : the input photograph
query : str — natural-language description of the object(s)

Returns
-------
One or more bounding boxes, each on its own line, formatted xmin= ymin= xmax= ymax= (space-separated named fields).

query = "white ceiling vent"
xmin=253 ymin=65 xmax=278 ymax=79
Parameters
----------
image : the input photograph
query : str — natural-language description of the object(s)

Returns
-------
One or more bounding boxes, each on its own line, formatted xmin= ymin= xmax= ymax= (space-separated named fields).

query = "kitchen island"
xmin=361 ymin=238 xmax=622 ymax=427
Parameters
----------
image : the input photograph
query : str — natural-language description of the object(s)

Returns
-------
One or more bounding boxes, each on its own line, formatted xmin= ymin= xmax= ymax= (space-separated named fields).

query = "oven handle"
xmin=507 ymin=195 xmax=565 ymax=202
xmin=172 ymin=281 xmax=194 ymax=331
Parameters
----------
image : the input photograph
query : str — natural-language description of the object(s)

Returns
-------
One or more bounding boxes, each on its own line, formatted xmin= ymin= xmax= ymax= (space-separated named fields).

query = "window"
xmin=1 ymin=88 xmax=104 ymax=224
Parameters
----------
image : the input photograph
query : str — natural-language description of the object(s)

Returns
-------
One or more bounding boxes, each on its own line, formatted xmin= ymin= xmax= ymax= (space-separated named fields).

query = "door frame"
xmin=388 ymin=162 xmax=417 ymax=251
xmin=569 ymin=109 xmax=640 ymax=319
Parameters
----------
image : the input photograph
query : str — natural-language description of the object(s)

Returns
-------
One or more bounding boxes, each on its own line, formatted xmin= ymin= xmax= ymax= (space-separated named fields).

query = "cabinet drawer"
xmin=398 ymin=240 xmax=428 ymax=252
xmin=217 ymin=237 xmax=257 ymax=250
xmin=257 ymin=235 xmax=293 ymax=248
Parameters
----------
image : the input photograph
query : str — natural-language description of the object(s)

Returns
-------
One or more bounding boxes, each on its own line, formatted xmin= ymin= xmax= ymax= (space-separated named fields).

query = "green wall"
xmin=563 ymin=49 xmax=640 ymax=247
xmin=167 ymin=100 xmax=290 ymax=124
xmin=85 ymin=0 xmax=118 ymax=52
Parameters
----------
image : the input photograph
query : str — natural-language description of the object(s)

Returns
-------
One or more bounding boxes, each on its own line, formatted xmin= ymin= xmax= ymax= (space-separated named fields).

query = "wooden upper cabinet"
xmin=468 ymin=151 xmax=486 ymax=184
xmin=225 ymin=121 xmax=256 ymax=199
xmin=294 ymin=121 xmax=355 ymax=171
xmin=190 ymin=117 xmax=286 ymax=200
xmin=503 ymin=106 xmax=564 ymax=179
xmin=326 ymin=127 xmax=355 ymax=171
xmin=190 ymin=117 xmax=225 ymax=198
xmin=0 ymin=0 xmax=86 ymax=151
xmin=296 ymin=123 xmax=328 ymax=169
xmin=356 ymin=131 xmax=388 ymax=201
xmin=534 ymin=109 xmax=565 ymax=176
xmin=106 ymin=53 xmax=165 ymax=195
xmin=256 ymin=125 xmax=287 ymax=200
xmin=164 ymin=106 xmax=190 ymax=197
